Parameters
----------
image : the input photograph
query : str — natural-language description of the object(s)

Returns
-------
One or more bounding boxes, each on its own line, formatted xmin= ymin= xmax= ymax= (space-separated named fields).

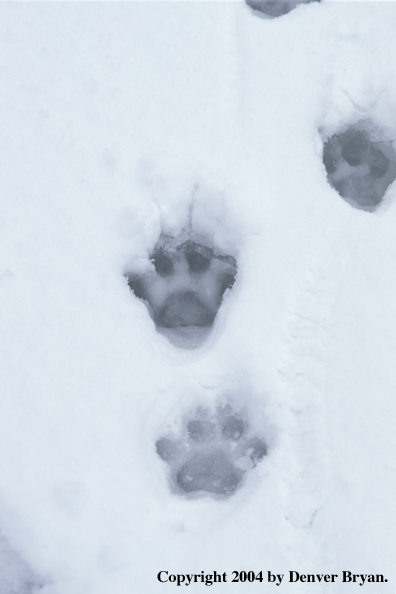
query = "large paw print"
xmin=156 ymin=405 xmax=267 ymax=497
xmin=125 ymin=236 xmax=237 ymax=346
xmin=323 ymin=123 xmax=396 ymax=211
xmin=246 ymin=0 xmax=320 ymax=19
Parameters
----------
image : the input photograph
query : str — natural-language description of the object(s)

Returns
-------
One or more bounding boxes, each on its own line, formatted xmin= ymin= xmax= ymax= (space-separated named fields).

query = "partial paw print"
xmin=156 ymin=405 xmax=267 ymax=497
xmin=125 ymin=235 xmax=237 ymax=348
xmin=322 ymin=122 xmax=396 ymax=211
xmin=246 ymin=0 xmax=320 ymax=19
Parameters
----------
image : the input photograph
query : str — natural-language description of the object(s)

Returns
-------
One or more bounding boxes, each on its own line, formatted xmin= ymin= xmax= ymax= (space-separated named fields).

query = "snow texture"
xmin=246 ymin=0 xmax=321 ymax=18
xmin=156 ymin=403 xmax=266 ymax=496
xmin=125 ymin=234 xmax=237 ymax=348
xmin=322 ymin=120 xmax=396 ymax=211
xmin=0 ymin=534 xmax=41 ymax=594
xmin=1 ymin=1 xmax=396 ymax=593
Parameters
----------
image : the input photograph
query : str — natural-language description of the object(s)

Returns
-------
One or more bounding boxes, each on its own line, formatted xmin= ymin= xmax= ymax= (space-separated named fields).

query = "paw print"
xmin=246 ymin=0 xmax=320 ymax=19
xmin=156 ymin=405 xmax=267 ymax=496
xmin=125 ymin=236 xmax=237 ymax=345
xmin=323 ymin=123 xmax=396 ymax=211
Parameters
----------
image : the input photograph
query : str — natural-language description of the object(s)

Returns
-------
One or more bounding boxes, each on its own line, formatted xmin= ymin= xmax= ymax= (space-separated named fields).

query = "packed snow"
xmin=125 ymin=234 xmax=238 ymax=348
xmin=322 ymin=120 xmax=396 ymax=210
xmin=156 ymin=402 xmax=267 ymax=496
xmin=245 ymin=0 xmax=321 ymax=18
xmin=1 ymin=1 xmax=396 ymax=593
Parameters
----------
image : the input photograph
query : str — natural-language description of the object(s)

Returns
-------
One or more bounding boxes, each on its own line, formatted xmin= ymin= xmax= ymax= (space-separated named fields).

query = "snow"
xmin=1 ymin=1 xmax=396 ymax=592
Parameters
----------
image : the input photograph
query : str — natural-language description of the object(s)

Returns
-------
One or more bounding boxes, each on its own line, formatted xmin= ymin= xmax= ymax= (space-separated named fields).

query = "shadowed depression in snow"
xmin=156 ymin=404 xmax=267 ymax=497
xmin=0 ymin=534 xmax=42 ymax=594
xmin=125 ymin=235 xmax=237 ymax=347
xmin=323 ymin=122 xmax=396 ymax=211
xmin=245 ymin=0 xmax=320 ymax=18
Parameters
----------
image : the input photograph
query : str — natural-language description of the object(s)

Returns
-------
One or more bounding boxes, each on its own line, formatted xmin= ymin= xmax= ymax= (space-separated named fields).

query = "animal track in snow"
xmin=246 ymin=0 xmax=320 ymax=18
xmin=125 ymin=235 xmax=237 ymax=348
xmin=322 ymin=122 xmax=396 ymax=211
xmin=156 ymin=404 xmax=267 ymax=497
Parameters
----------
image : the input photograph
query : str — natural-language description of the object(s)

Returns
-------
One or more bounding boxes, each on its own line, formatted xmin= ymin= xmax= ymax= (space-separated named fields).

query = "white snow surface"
xmin=1 ymin=1 xmax=396 ymax=592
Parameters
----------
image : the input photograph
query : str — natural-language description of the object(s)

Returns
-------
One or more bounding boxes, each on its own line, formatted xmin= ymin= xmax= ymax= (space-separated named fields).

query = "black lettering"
xmin=205 ymin=574 xmax=213 ymax=586
xmin=342 ymin=571 xmax=352 ymax=582
xmin=158 ymin=571 xmax=168 ymax=583
xmin=176 ymin=575 xmax=185 ymax=586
